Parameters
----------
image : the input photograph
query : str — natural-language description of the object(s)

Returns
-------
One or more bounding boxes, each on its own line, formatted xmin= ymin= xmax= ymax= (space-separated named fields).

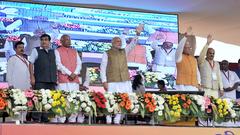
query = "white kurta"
xmin=221 ymin=70 xmax=240 ymax=99
xmin=55 ymin=49 xmax=82 ymax=92
xmin=174 ymin=37 xmax=201 ymax=91
xmin=7 ymin=55 xmax=31 ymax=90
xmin=100 ymin=36 xmax=138 ymax=93
xmin=151 ymin=41 xmax=176 ymax=74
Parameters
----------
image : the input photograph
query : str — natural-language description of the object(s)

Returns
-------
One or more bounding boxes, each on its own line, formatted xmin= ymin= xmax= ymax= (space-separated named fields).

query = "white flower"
xmin=159 ymin=105 xmax=164 ymax=110
xmin=135 ymin=105 xmax=140 ymax=109
xmin=158 ymin=111 xmax=163 ymax=116
xmin=44 ymin=104 xmax=51 ymax=110
xmin=81 ymin=103 xmax=87 ymax=108
xmin=88 ymin=101 xmax=92 ymax=106
xmin=110 ymin=100 xmax=115 ymax=105
xmin=48 ymin=99 xmax=53 ymax=103
xmin=42 ymin=99 xmax=48 ymax=104
xmin=85 ymin=107 xmax=91 ymax=112
xmin=108 ymin=108 xmax=113 ymax=113
xmin=80 ymin=95 xmax=84 ymax=101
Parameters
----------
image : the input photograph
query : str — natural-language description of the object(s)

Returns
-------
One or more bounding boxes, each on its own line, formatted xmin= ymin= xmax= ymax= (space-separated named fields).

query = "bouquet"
xmin=40 ymin=89 xmax=53 ymax=112
xmin=92 ymin=92 xmax=107 ymax=115
xmin=78 ymin=91 xmax=96 ymax=116
xmin=144 ymin=72 xmax=158 ymax=88
xmin=65 ymin=90 xmax=81 ymax=115
xmin=104 ymin=93 xmax=119 ymax=114
xmin=152 ymin=94 xmax=165 ymax=121
xmin=116 ymin=93 xmax=132 ymax=113
xmin=164 ymin=94 xmax=182 ymax=122
xmin=0 ymin=90 xmax=7 ymax=111
xmin=8 ymin=89 xmax=28 ymax=116
xmin=128 ymin=93 xmax=140 ymax=114
xmin=50 ymin=90 xmax=67 ymax=117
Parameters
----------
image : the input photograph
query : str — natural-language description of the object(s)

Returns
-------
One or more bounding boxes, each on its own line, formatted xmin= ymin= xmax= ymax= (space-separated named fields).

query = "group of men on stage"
xmin=6 ymin=25 xmax=240 ymax=124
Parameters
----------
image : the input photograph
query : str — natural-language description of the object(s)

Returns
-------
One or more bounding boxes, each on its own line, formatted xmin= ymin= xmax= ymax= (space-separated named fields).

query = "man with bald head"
xmin=100 ymin=26 xmax=142 ymax=124
xmin=175 ymin=27 xmax=201 ymax=91
xmin=54 ymin=34 xmax=82 ymax=123
xmin=220 ymin=60 xmax=240 ymax=99
xmin=198 ymin=35 xmax=223 ymax=98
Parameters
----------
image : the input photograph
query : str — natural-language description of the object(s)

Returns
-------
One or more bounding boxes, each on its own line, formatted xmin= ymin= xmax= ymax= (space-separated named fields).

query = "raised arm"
xmin=198 ymin=35 xmax=213 ymax=65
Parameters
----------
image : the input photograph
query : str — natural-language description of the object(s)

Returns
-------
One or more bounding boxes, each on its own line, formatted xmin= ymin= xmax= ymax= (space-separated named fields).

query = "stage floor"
xmin=0 ymin=124 xmax=239 ymax=135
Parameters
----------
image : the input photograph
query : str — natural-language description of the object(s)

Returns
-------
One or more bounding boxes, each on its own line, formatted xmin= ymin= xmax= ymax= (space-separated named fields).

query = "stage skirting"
xmin=0 ymin=124 xmax=239 ymax=135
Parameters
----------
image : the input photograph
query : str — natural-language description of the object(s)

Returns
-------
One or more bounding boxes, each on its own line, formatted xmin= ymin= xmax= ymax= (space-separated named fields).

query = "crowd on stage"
xmin=5 ymin=25 xmax=240 ymax=124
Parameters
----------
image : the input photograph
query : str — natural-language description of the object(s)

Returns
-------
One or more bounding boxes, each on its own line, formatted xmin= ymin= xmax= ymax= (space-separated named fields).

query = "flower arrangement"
xmin=178 ymin=94 xmax=192 ymax=116
xmin=104 ymin=93 xmax=119 ymax=114
xmin=24 ymin=89 xmax=38 ymax=110
xmin=128 ymin=93 xmax=140 ymax=114
xmin=152 ymin=94 xmax=165 ymax=120
xmin=50 ymin=90 xmax=67 ymax=116
xmin=144 ymin=72 xmax=158 ymax=88
xmin=65 ymin=90 xmax=81 ymax=115
xmin=164 ymin=94 xmax=182 ymax=122
xmin=92 ymin=92 xmax=107 ymax=110
xmin=143 ymin=93 xmax=156 ymax=113
xmin=0 ymin=90 xmax=7 ymax=110
xmin=211 ymin=98 xmax=237 ymax=123
xmin=40 ymin=89 xmax=53 ymax=112
xmin=78 ymin=91 xmax=96 ymax=116
xmin=116 ymin=93 xmax=132 ymax=113
xmin=88 ymin=67 xmax=101 ymax=85
xmin=8 ymin=89 xmax=28 ymax=116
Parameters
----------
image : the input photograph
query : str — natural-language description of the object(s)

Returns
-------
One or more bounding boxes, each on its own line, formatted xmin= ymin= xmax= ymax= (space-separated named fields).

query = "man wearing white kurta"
xmin=151 ymin=40 xmax=176 ymax=74
xmin=100 ymin=27 xmax=141 ymax=124
xmin=175 ymin=28 xmax=201 ymax=91
xmin=7 ymin=41 xmax=31 ymax=90
xmin=198 ymin=35 xmax=224 ymax=98
xmin=220 ymin=60 xmax=240 ymax=99
xmin=54 ymin=35 xmax=83 ymax=123
xmin=6 ymin=41 xmax=30 ymax=122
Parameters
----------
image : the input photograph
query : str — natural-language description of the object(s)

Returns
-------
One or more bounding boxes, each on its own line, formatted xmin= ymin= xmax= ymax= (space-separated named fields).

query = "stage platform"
xmin=0 ymin=124 xmax=239 ymax=135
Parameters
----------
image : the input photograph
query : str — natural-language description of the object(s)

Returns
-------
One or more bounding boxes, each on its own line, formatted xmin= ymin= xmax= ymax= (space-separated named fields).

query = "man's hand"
xmin=232 ymin=82 xmax=240 ymax=90
xmin=207 ymin=34 xmax=213 ymax=45
xmin=30 ymin=75 xmax=35 ymax=87
xmin=136 ymin=24 xmax=144 ymax=36
xmin=219 ymin=90 xmax=224 ymax=97
xmin=185 ymin=26 xmax=193 ymax=35
xmin=103 ymin=82 xmax=108 ymax=91
xmin=69 ymin=73 xmax=77 ymax=81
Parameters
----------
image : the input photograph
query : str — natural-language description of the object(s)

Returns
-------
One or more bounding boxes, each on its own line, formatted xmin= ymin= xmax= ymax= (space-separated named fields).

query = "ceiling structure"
xmin=11 ymin=0 xmax=240 ymax=46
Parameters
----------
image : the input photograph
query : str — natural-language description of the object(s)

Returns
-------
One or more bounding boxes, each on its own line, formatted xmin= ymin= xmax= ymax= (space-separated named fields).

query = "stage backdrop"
xmin=0 ymin=1 xmax=178 ymax=89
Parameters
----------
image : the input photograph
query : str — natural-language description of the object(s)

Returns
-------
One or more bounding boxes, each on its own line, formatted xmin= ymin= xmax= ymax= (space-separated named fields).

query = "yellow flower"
xmin=218 ymin=109 xmax=222 ymax=113
xmin=177 ymin=109 xmax=182 ymax=112
xmin=218 ymin=105 xmax=223 ymax=109
xmin=53 ymin=94 xmax=58 ymax=100
xmin=224 ymin=111 xmax=228 ymax=115
xmin=223 ymin=99 xmax=227 ymax=105
xmin=170 ymin=111 xmax=174 ymax=115
xmin=174 ymin=112 xmax=180 ymax=118
xmin=172 ymin=101 xmax=177 ymax=105
xmin=173 ymin=105 xmax=178 ymax=110
xmin=216 ymin=99 xmax=222 ymax=104
xmin=219 ymin=113 xmax=223 ymax=117
xmin=60 ymin=97 xmax=65 ymax=102
xmin=52 ymin=101 xmax=57 ymax=107
xmin=56 ymin=100 xmax=61 ymax=105
xmin=62 ymin=102 xmax=66 ymax=108
xmin=56 ymin=108 xmax=62 ymax=114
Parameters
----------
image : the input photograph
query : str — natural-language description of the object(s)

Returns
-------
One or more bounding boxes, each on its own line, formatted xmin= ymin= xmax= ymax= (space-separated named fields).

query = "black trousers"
xmin=29 ymin=82 xmax=56 ymax=122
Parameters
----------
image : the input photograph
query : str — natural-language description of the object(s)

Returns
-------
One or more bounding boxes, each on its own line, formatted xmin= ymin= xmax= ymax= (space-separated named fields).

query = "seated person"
xmin=157 ymin=80 xmax=167 ymax=91
xmin=132 ymin=74 xmax=145 ymax=95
